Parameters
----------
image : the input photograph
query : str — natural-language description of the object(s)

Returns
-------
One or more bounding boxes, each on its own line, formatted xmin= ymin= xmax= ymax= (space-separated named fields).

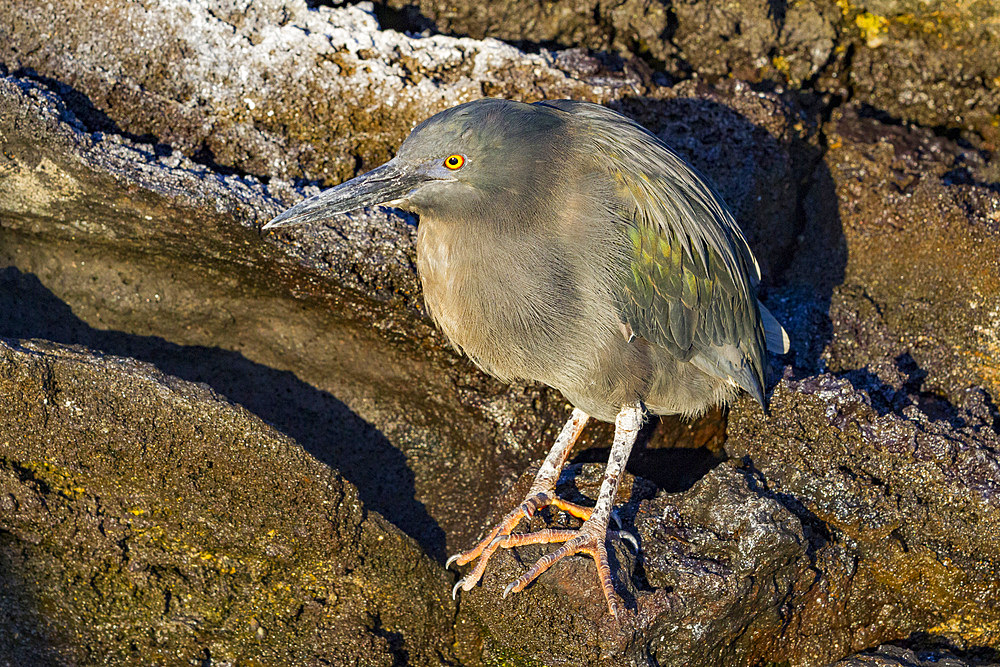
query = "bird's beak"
xmin=263 ymin=159 xmax=421 ymax=230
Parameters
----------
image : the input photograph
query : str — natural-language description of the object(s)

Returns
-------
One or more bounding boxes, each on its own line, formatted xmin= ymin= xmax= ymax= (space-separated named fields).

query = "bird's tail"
xmin=758 ymin=302 xmax=790 ymax=354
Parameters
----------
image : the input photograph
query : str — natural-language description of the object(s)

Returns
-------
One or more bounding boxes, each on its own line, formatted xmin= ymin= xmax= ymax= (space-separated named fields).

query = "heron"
xmin=264 ymin=98 xmax=789 ymax=619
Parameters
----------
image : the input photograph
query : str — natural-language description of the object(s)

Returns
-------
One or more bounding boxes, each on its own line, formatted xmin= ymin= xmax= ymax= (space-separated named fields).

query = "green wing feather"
xmin=539 ymin=100 xmax=770 ymax=405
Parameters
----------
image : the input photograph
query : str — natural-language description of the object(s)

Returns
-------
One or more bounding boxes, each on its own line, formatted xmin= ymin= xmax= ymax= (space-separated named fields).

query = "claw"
xmin=616 ymin=529 xmax=639 ymax=553
xmin=486 ymin=524 xmax=626 ymax=616
xmin=446 ymin=553 xmax=461 ymax=570
xmin=520 ymin=498 xmax=539 ymax=521
xmin=452 ymin=578 xmax=465 ymax=600
xmin=610 ymin=509 xmax=622 ymax=530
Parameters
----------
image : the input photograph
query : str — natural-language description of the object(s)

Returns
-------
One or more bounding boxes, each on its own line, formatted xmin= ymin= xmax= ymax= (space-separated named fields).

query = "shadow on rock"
xmin=841 ymin=352 xmax=1000 ymax=434
xmin=573 ymin=416 xmax=725 ymax=493
xmin=0 ymin=267 xmax=447 ymax=559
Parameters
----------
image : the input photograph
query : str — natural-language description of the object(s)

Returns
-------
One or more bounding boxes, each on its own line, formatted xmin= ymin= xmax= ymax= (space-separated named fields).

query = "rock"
xmin=455 ymin=458 xmax=818 ymax=665
xmin=374 ymin=0 xmax=837 ymax=85
xmin=833 ymin=643 xmax=993 ymax=666
xmin=372 ymin=0 xmax=1000 ymax=148
xmin=0 ymin=0 xmax=604 ymax=184
xmin=1 ymin=0 xmax=999 ymax=664
xmin=454 ymin=370 xmax=1000 ymax=666
xmin=0 ymin=72 xmax=564 ymax=563
xmin=846 ymin=0 xmax=1000 ymax=149
xmin=0 ymin=338 xmax=462 ymax=664
xmin=782 ymin=104 xmax=1000 ymax=405
xmin=719 ymin=371 xmax=1000 ymax=664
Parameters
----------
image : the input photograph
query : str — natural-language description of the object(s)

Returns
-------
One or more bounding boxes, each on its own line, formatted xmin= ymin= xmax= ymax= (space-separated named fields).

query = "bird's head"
xmin=263 ymin=99 xmax=569 ymax=231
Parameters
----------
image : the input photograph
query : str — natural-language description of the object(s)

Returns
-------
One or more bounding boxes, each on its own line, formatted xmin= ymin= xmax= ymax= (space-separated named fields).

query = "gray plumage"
xmin=264 ymin=98 xmax=789 ymax=618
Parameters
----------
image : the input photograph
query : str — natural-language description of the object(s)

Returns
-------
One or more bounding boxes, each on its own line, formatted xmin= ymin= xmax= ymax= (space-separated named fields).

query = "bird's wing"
xmin=539 ymin=100 xmax=782 ymax=406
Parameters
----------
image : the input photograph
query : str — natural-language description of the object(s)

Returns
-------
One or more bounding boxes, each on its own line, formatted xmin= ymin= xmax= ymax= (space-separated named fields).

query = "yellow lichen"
xmin=22 ymin=460 xmax=87 ymax=498
xmin=929 ymin=613 xmax=1000 ymax=646
xmin=771 ymin=55 xmax=791 ymax=76
xmin=856 ymin=12 xmax=889 ymax=47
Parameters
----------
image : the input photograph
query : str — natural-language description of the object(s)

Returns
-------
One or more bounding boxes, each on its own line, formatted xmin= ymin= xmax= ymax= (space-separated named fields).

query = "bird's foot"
xmin=496 ymin=518 xmax=631 ymax=620
xmin=447 ymin=489 xmax=636 ymax=620
xmin=446 ymin=490 xmax=594 ymax=592
xmin=449 ymin=404 xmax=643 ymax=620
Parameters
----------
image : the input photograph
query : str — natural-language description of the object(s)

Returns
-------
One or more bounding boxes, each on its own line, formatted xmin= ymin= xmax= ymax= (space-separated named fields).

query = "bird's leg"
xmin=448 ymin=408 xmax=590 ymax=592
xmin=494 ymin=402 xmax=644 ymax=619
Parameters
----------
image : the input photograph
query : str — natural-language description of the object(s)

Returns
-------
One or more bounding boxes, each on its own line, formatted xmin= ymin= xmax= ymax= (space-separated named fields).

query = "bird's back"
xmin=541 ymin=100 xmax=788 ymax=416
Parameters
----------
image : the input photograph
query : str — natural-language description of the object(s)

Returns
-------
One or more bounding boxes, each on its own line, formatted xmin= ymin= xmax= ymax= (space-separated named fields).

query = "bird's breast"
xmin=415 ymin=221 xmax=466 ymax=346
xmin=415 ymin=216 xmax=699 ymax=419
xmin=415 ymin=217 xmax=579 ymax=383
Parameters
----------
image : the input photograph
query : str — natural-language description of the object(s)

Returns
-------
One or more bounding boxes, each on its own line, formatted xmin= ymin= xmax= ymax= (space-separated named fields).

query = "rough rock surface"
xmin=833 ymin=643 xmax=996 ymax=666
xmin=787 ymin=105 xmax=1000 ymax=404
xmin=0 ymin=0 xmax=606 ymax=184
xmin=0 ymin=0 xmax=998 ymax=665
xmin=373 ymin=0 xmax=1000 ymax=149
xmin=0 ymin=338 xmax=462 ymax=664
xmin=451 ymin=370 xmax=1000 ymax=666
xmin=0 ymin=72 xmax=577 ymax=572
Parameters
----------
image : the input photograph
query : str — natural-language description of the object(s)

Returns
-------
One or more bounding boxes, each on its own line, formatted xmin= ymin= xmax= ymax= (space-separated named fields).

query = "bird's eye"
xmin=444 ymin=154 xmax=465 ymax=170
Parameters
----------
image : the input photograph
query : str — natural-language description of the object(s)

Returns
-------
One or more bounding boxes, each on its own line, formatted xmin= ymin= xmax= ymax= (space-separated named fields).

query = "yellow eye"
xmin=444 ymin=154 xmax=465 ymax=170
